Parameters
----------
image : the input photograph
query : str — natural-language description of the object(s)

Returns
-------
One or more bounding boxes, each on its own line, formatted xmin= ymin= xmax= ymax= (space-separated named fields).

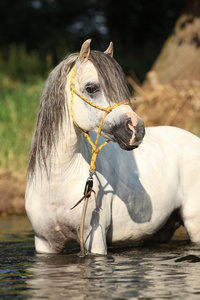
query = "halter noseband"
xmin=70 ymin=63 xmax=130 ymax=173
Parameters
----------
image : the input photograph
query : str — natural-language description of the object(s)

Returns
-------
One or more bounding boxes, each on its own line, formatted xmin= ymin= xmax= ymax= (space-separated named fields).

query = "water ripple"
xmin=1 ymin=216 xmax=200 ymax=299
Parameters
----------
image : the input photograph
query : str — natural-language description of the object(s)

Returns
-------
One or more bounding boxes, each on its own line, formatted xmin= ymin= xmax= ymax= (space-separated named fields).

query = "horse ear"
xmin=104 ymin=42 xmax=113 ymax=57
xmin=80 ymin=39 xmax=91 ymax=63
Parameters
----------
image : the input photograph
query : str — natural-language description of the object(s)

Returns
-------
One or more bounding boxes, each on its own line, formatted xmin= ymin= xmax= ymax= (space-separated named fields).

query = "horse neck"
xmin=49 ymin=90 xmax=89 ymax=181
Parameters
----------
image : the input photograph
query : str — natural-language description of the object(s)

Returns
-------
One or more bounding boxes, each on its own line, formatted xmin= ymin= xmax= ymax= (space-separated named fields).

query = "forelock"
xmin=89 ymin=51 xmax=130 ymax=104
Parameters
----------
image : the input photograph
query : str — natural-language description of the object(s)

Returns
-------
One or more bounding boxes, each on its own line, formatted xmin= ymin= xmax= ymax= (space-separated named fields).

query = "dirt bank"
xmin=0 ymin=172 xmax=26 ymax=215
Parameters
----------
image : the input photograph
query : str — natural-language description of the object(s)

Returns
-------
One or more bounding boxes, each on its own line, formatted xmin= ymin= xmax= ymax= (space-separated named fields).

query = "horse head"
xmin=70 ymin=39 xmax=145 ymax=151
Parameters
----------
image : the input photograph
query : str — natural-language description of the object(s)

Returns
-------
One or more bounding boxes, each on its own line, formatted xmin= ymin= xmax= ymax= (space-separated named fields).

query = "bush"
xmin=0 ymin=44 xmax=52 ymax=81
xmin=0 ymin=73 xmax=43 ymax=171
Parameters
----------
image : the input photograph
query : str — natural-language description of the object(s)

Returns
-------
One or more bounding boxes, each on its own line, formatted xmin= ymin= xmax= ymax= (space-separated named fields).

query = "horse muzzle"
xmin=113 ymin=117 xmax=145 ymax=151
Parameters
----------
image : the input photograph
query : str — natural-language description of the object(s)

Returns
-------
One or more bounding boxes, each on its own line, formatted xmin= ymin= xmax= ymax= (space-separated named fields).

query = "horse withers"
xmin=25 ymin=39 xmax=200 ymax=254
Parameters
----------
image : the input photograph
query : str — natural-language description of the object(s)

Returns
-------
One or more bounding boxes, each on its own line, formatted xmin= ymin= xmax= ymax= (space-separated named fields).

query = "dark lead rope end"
xmin=84 ymin=177 xmax=93 ymax=197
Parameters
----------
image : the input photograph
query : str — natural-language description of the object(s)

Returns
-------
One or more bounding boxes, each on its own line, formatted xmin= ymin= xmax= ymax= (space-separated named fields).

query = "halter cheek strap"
xmin=70 ymin=63 xmax=129 ymax=172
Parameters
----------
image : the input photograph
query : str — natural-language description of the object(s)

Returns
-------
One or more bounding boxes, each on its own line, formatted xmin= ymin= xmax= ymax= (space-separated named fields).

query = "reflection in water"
xmin=1 ymin=216 xmax=200 ymax=299
xmin=26 ymin=246 xmax=200 ymax=300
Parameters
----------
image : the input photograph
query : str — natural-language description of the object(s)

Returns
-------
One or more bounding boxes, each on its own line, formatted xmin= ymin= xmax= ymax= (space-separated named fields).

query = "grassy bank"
xmin=0 ymin=73 xmax=43 ymax=171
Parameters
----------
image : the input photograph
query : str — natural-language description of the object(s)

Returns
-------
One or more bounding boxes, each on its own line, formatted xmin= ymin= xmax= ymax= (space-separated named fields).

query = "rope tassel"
xmin=70 ymin=174 xmax=98 ymax=256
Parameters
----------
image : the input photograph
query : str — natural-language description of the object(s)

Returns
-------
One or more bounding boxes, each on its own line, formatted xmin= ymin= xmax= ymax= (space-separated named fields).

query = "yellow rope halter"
xmin=70 ymin=63 xmax=129 ymax=172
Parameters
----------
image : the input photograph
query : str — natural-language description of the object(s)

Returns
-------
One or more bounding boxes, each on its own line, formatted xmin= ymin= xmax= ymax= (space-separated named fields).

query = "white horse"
xmin=25 ymin=39 xmax=200 ymax=254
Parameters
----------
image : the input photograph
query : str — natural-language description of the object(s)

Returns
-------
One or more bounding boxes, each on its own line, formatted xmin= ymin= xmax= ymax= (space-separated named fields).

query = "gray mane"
xmin=89 ymin=51 xmax=130 ymax=104
xmin=28 ymin=50 xmax=130 ymax=176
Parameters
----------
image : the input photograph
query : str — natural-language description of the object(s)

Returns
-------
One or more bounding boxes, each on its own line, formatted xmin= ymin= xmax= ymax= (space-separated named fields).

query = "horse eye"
xmin=85 ymin=84 xmax=99 ymax=94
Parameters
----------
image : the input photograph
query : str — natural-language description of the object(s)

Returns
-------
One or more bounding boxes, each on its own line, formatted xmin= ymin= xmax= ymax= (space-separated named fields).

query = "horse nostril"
xmin=126 ymin=120 xmax=135 ymax=134
xmin=135 ymin=120 xmax=145 ymax=141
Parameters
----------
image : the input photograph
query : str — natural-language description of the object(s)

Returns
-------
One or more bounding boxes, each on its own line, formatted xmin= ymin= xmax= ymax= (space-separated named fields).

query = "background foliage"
xmin=0 ymin=0 xmax=187 ymax=81
xmin=0 ymin=0 xmax=190 ymax=171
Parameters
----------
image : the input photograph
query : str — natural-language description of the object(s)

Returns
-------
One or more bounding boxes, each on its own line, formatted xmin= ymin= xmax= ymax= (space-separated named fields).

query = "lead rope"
xmin=70 ymin=63 xmax=129 ymax=255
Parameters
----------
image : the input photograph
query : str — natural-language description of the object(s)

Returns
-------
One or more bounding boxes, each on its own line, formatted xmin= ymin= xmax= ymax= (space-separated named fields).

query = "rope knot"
xmin=84 ymin=132 xmax=90 ymax=138
xmin=92 ymin=149 xmax=100 ymax=154
xmin=70 ymin=83 xmax=75 ymax=90
xmin=106 ymin=107 xmax=112 ymax=113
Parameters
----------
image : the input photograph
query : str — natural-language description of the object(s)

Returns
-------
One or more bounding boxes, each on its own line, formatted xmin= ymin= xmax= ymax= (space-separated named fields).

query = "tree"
xmin=104 ymin=0 xmax=187 ymax=80
xmin=0 ymin=0 xmax=187 ymax=80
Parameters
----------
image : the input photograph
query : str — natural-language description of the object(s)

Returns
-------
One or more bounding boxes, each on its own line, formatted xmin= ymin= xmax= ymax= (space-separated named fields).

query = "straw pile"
xmin=129 ymin=71 xmax=200 ymax=134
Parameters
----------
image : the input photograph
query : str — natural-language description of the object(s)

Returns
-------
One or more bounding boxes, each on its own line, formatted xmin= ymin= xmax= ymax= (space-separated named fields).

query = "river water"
xmin=1 ymin=215 xmax=200 ymax=299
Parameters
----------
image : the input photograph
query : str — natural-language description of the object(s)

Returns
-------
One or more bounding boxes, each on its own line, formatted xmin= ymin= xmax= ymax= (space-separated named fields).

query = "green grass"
xmin=0 ymin=73 xmax=43 ymax=171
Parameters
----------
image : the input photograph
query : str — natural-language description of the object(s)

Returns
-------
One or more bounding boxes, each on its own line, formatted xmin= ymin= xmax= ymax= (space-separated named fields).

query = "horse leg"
xmin=181 ymin=195 xmax=200 ymax=243
xmin=34 ymin=235 xmax=66 ymax=253
xmin=182 ymin=205 xmax=200 ymax=243
xmin=181 ymin=162 xmax=200 ymax=243
xmin=34 ymin=235 xmax=55 ymax=253
xmin=84 ymin=228 xmax=107 ymax=255
xmin=84 ymin=210 xmax=108 ymax=255
xmin=145 ymin=209 xmax=183 ymax=243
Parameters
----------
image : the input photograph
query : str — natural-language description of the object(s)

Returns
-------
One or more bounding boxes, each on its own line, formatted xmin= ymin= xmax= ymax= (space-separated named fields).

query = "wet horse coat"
xmin=25 ymin=40 xmax=200 ymax=254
